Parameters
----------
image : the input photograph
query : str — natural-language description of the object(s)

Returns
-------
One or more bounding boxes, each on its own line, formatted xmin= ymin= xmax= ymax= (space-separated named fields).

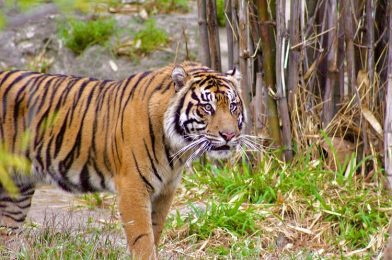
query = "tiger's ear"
xmin=226 ymin=67 xmax=241 ymax=82
xmin=172 ymin=66 xmax=189 ymax=92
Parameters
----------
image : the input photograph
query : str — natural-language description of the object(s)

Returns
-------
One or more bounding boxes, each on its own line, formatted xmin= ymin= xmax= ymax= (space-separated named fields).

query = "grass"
xmin=146 ymin=0 xmax=189 ymax=14
xmin=162 ymin=152 xmax=392 ymax=258
xmin=0 ymin=215 xmax=127 ymax=259
xmin=132 ymin=18 xmax=169 ymax=55
xmin=0 ymin=152 xmax=390 ymax=258
xmin=115 ymin=18 xmax=169 ymax=58
xmin=58 ymin=18 xmax=116 ymax=55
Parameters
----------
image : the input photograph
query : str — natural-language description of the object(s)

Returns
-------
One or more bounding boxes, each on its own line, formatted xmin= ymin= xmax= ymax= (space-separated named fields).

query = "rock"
xmin=0 ymin=31 xmax=24 ymax=69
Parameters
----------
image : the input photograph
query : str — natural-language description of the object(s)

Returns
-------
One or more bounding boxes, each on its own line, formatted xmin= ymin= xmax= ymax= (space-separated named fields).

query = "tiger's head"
xmin=164 ymin=64 xmax=247 ymax=161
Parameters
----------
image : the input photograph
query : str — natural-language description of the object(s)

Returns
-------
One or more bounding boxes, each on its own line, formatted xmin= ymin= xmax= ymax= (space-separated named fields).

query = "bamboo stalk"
xmin=225 ymin=0 xmax=234 ymax=69
xmin=254 ymin=72 xmax=267 ymax=133
xmin=322 ymin=0 xmax=338 ymax=127
xmin=254 ymin=0 xmax=282 ymax=149
xmin=239 ymin=0 xmax=251 ymax=133
xmin=206 ymin=0 xmax=222 ymax=71
xmin=343 ymin=0 xmax=369 ymax=155
xmin=231 ymin=0 xmax=240 ymax=68
xmin=338 ymin=2 xmax=346 ymax=105
xmin=384 ymin=0 xmax=392 ymax=193
xmin=287 ymin=0 xmax=300 ymax=109
xmin=275 ymin=0 xmax=293 ymax=161
xmin=366 ymin=0 xmax=375 ymax=109
xmin=249 ymin=2 xmax=263 ymax=73
xmin=197 ymin=0 xmax=211 ymax=66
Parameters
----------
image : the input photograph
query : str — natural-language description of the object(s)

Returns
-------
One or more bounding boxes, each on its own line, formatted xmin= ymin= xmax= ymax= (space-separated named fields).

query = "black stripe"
xmin=2 ymin=72 xmax=38 ymax=118
xmin=120 ymin=71 xmax=151 ymax=139
xmin=0 ymin=70 xmax=16 ymax=86
xmin=142 ymin=73 xmax=157 ymax=99
xmin=163 ymin=134 xmax=173 ymax=169
xmin=18 ymin=184 xmax=34 ymax=194
xmin=12 ymin=76 xmax=39 ymax=140
xmin=0 ymin=196 xmax=31 ymax=203
xmin=54 ymin=109 xmax=70 ymax=157
xmin=3 ymin=209 xmax=23 ymax=215
xmin=92 ymin=161 xmax=106 ymax=190
xmin=33 ymin=76 xmax=60 ymax=147
xmin=15 ymin=202 xmax=32 ymax=209
xmin=148 ymin=116 xmax=157 ymax=160
xmin=58 ymin=81 xmax=96 ymax=171
xmin=132 ymin=152 xmax=154 ymax=192
xmin=143 ymin=139 xmax=162 ymax=182
xmin=129 ymin=71 xmax=151 ymax=99
xmin=174 ymin=95 xmax=186 ymax=136
xmin=80 ymin=164 xmax=94 ymax=192
xmin=2 ymin=213 xmax=26 ymax=222
xmin=133 ymin=233 xmax=148 ymax=246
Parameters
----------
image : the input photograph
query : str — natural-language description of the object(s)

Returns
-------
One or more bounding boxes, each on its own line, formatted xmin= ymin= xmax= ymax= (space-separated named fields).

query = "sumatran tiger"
xmin=0 ymin=62 xmax=248 ymax=258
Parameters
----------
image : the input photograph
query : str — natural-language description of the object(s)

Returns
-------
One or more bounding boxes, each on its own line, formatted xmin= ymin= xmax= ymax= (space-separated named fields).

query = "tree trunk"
xmin=322 ymin=0 xmax=338 ymax=127
xmin=197 ymin=0 xmax=211 ymax=66
xmin=239 ymin=0 xmax=251 ymax=133
xmin=287 ymin=0 xmax=300 ymax=110
xmin=275 ymin=0 xmax=292 ymax=161
xmin=206 ymin=0 xmax=222 ymax=71
xmin=254 ymin=0 xmax=282 ymax=150
xmin=225 ymin=0 xmax=234 ymax=69
xmin=366 ymin=0 xmax=375 ymax=109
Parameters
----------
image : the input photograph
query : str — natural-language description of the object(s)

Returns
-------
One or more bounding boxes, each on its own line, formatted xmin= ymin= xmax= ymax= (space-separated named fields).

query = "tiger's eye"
xmin=230 ymin=102 xmax=237 ymax=111
xmin=204 ymin=104 xmax=212 ymax=111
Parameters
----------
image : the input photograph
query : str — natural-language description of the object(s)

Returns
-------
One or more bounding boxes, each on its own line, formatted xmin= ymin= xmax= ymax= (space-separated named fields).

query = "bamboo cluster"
xmin=198 ymin=0 xmax=392 ymax=176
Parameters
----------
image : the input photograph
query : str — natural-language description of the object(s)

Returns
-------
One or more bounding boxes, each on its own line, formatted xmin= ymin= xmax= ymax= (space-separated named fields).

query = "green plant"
xmin=132 ymin=18 xmax=169 ymax=55
xmin=15 ymin=219 xmax=128 ymax=259
xmin=216 ymin=0 xmax=226 ymax=27
xmin=146 ymin=0 xmax=189 ymax=14
xmin=59 ymin=18 xmax=116 ymax=55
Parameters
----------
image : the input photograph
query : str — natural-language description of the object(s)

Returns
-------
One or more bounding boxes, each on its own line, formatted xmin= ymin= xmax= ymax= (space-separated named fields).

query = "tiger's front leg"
xmin=115 ymin=173 xmax=156 ymax=260
xmin=151 ymin=189 xmax=176 ymax=247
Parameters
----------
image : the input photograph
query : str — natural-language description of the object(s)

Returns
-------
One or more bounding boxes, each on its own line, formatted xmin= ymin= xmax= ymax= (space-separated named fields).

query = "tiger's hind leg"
xmin=0 ymin=183 xmax=35 ymax=235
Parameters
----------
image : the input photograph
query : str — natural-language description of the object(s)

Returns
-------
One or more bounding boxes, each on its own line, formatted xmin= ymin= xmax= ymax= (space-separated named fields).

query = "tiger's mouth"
xmin=210 ymin=145 xmax=231 ymax=151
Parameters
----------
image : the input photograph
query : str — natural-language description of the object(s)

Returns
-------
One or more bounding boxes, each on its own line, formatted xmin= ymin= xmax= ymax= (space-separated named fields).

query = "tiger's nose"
xmin=219 ymin=131 xmax=236 ymax=141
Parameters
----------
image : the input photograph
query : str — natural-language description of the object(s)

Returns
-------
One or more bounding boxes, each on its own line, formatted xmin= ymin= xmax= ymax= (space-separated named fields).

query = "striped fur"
xmin=0 ymin=62 xmax=246 ymax=258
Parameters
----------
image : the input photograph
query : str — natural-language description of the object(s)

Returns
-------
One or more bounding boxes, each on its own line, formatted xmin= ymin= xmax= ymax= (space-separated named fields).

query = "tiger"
xmin=0 ymin=62 xmax=247 ymax=258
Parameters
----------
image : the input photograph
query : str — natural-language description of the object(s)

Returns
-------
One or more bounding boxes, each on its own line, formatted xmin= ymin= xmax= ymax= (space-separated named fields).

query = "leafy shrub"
xmin=132 ymin=18 xmax=169 ymax=55
xmin=59 ymin=18 xmax=116 ymax=55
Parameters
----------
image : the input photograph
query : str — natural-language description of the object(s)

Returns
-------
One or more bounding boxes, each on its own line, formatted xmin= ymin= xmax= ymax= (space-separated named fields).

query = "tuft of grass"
xmin=76 ymin=192 xmax=116 ymax=211
xmin=0 ymin=12 xmax=5 ymax=30
xmin=58 ymin=18 xmax=116 ymax=55
xmin=133 ymin=19 xmax=169 ymax=55
xmin=115 ymin=18 xmax=169 ymax=58
xmin=146 ymin=0 xmax=189 ymax=14
xmin=1 ymin=213 xmax=127 ymax=259
xmin=169 ymin=199 xmax=259 ymax=240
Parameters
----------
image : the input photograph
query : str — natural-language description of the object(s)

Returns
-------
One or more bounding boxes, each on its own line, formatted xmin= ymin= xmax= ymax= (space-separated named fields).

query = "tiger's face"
xmin=164 ymin=65 xmax=246 ymax=161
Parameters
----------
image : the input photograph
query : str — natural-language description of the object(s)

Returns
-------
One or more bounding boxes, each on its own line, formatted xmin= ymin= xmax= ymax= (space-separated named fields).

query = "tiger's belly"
xmin=30 ymin=159 xmax=116 ymax=194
